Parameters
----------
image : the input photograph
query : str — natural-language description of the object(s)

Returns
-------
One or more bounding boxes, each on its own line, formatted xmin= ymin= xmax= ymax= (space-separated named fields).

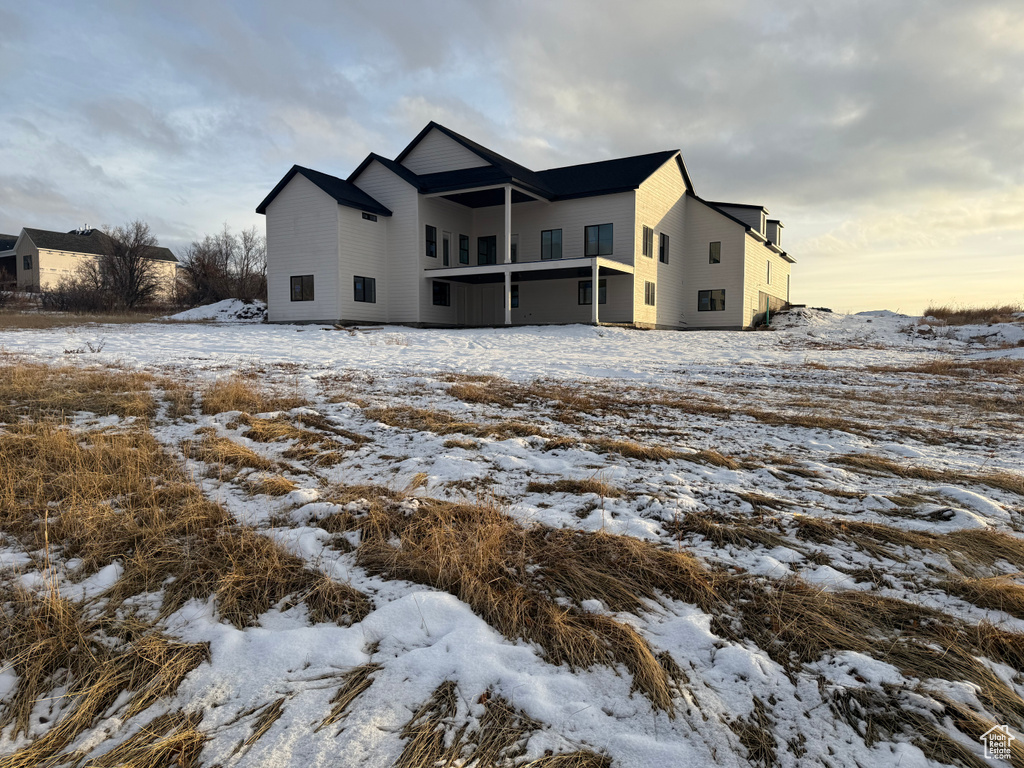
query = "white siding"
xmin=512 ymin=274 xmax=631 ymax=325
xmin=337 ymin=206 xmax=389 ymax=323
xmin=401 ymin=129 xmax=490 ymax=175
xmin=352 ymin=161 xmax=421 ymax=323
xmin=634 ymin=157 xmax=688 ymax=328
xmin=417 ymin=196 xmax=474 ymax=325
xmin=265 ymin=174 xmax=341 ymax=323
xmin=15 ymin=237 xmax=40 ymax=290
xmin=714 ymin=205 xmax=766 ymax=236
xmin=742 ymin=239 xmax=792 ymax=328
xmin=682 ymin=199 xmax=747 ymax=329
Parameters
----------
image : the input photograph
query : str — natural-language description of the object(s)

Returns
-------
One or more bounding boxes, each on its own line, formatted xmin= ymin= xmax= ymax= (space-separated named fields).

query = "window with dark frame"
xmin=477 ymin=235 xmax=497 ymax=265
xmin=510 ymin=284 xmax=519 ymax=309
xmin=426 ymin=225 xmax=437 ymax=258
xmin=290 ymin=274 xmax=314 ymax=302
xmin=698 ymin=289 xmax=726 ymax=311
xmin=353 ymin=275 xmax=376 ymax=303
xmin=642 ymin=225 xmax=653 ymax=257
xmin=23 ymin=254 xmax=32 ymax=270
xmin=709 ymin=241 xmax=721 ymax=264
xmin=459 ymin=234 xmax=470 ymax=264
xmin=541 ymin=229 xmax=562 ymax=260
xmin=644 ymin=281 xmax=656 ymax=306
xmin=443 ymin=234 xmax=450 ymax=266
xmin=584 ymin=223 xmax=613 ymax=256
xmin=432 ymin=280 xmax=451 ymax=306
xmin=659 ymin=233 xmax=669 ymax=264
xmin=361 ymin=212 xmax=377 ymax=222
xmin=577 ymin=279 xmax=607 ymax=305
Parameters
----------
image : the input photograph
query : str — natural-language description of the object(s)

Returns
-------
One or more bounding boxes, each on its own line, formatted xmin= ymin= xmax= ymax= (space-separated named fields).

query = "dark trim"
xmin=347 ymin=153 xmax=422 ymax=189
xmin=686 ymin=193 xmax=755 ymax=232
xmin=704 ymin=201 xmax=768 ymax=212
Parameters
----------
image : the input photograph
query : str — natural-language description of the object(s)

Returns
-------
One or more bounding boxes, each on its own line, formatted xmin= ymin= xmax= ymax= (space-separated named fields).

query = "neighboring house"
xmin=257 ymin=122 xmax=794 ymax=329
xmin=7 ymin=227 xmax=179 ymax=294
xmin=0 ymin=234 xmax=17 ymax=288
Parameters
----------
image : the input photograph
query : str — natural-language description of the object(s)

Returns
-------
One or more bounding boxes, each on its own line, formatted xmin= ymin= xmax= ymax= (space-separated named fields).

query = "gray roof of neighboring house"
xmin=255 ymin=165 xmax=393 ymax=216
xmin=22 ymin=228 xmax=178 ymax=262
xmin=0 ymin=234 xmax=17 ymax=251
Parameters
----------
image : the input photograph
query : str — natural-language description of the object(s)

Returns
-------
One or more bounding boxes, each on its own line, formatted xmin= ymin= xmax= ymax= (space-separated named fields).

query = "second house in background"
xmin=257 ymin=122 xmax=794 ymax=329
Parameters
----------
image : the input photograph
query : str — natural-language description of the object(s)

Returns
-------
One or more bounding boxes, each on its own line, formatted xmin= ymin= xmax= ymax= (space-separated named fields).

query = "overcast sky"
xmin=1 ymin=0 xmax=1021 ymax=314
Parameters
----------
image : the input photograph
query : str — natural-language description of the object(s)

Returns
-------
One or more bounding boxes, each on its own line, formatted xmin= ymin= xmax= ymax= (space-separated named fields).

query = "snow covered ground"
xmin=1 ymin=308 xmax=1023 ymax=767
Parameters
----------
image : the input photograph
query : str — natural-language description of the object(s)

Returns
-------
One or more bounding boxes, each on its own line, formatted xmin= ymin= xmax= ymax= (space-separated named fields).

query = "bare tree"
xmin=236 ymin=226 xmax=267 ymax=301
xmin=178 ymin=224 xmax=267 ymax=305
xmin=101 ymin=221 xmax=162 ymax=309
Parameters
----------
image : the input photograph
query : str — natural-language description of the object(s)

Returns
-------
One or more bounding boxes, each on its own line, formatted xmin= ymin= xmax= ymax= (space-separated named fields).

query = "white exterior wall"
xmin=15 ymin=237 xmax=40 ymax=290
xmin=634 ymin=158 xmax=688 ymax=328
xmin=742 ymin=239 xmax=792 ymax=327
xmin=417 ymin=196 xmax=474 ymax=325
xmin=682 ymin=199 xmax=747 ymax=329
xmin=352 ymin=161 xmax=420 ymax=324
xmin=511 ymin=274 xmax=631 ymax=325
xmin=714 ymin=205 xmax=766 ymax=236
xmin=337 ymin=205 xmax=389 ymax=323
xmin=401 ymin=129 xmax=489 ymax=175
xmin=265 ymin=174 xmax=341 ymax=323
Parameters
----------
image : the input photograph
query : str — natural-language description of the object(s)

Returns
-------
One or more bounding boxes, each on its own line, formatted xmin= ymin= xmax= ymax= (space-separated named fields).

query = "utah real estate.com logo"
xmin=981 ymin=725 xmax=1015 ymax=761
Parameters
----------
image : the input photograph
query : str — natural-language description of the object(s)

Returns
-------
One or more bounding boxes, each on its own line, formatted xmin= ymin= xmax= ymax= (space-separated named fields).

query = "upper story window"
xmin=585 ymin=223 xmax=613 ymax=257
xmin=290 ymin=274 xmax=314 ymax=302
xmin=353 ymin=275 xmax=376 ymax=303
xmin=23 ymin=254 xmax=32 ymax=270
xmin=709 ymin=241 xmax=721 ymax=264
xmin=459 ymin=234 xmax=470 ymax=264
xmin=361 ymin=212 xmax=377 ymax=222
xmin=477 ymin=235 xmax=497 ymax=265
xmin=443 ymin=232 xmax=451 ymax=266
xmin=659 ymin=233 xmax=669 ymax=264
xmin=698 ymin=289 xmax=726 ymax=311
xmin=425 ymin=225 xmax=437 ymax=258
xmin=642 ymin=226 xmax=653 ymax=258
xmin=541 ymin=229 xmax=562 ymax=260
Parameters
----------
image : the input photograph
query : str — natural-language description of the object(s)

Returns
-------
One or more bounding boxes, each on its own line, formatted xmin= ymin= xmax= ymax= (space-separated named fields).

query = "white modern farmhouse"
xmin=257 ymin=122 xmax=794 ymax=329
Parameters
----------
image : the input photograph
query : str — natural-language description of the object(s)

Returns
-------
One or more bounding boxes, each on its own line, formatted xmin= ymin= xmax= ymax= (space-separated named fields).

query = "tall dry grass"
xmin=0 ymin=360 xmax=155 ymax=420
xmin=924 ymin=303 xmax=1023 ymax=326
xmin=200 ymin=374 xmax=308 ymax=415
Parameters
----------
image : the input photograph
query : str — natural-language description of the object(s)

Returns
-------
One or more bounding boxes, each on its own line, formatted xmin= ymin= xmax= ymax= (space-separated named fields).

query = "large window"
xmin=353 ymin=275 xmax=376 ymax=303
xmin=642 ymin=226 xmax=653 ymax=258
xmin=477 ymin=235 xmax=497 ymax=265
xmin=432 ymin=280 xmax=451 ymax=306
xmin=426 ymin=225 xmax=437 ymax=258
xmin=698 ymin=289 xmax=726 ymax=311
xmin=290 ymin=275 xmax=314 ymax=302
xmin=578 ymin=279 xmax=607 ymax=305
xmin=585 ymin=223 xmax=613 ymax=257
xmin=644 ymin=281 xmax=656 ymax=306
xmin=541 ymin=229 xmax=562 ymax=260
xmin=659 ymin=233 xmax=669 ymax=264
xmin=709 ymin=241 xmax=721 ymax=264
xmin=459 ymin=234 xmax=470 ymax=264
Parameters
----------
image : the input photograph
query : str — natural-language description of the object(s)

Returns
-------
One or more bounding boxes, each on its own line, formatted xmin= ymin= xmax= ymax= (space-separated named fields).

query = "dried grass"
xmin=526 ymin=478 xmax=621 ymax=497
xmin=944 ymin=576 xmax=1024 ymax=620
xmin=367 ymin=405 xmax=544 ymax=440
xmin=79 ymin=711 xmax=206 ymax=768
xmin=588 ymin=437 xmax=682 ymax=462
xmin=317 ymin=662 xmax=382 ymax=731
xmin=924 ymin=303 xmax=1023 ymax=326
xmin=834 ymin=452 xmax=1024 ymax=497
xmin=185 ymin=433 xmax=278 ymax=471
xmin=200 ymin=374 xmax=308 ymax=415
xmin=0 ymin=360 xmax=155 ymax=421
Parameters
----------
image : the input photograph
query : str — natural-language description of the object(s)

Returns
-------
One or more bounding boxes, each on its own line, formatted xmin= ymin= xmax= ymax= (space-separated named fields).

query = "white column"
xmin=503 ymin=184 xmax=512 ymax=265
xmin=592 ymin=260 xmax=599 ymax=325
xmin=504 ymin=269 xmax=512 ymax=325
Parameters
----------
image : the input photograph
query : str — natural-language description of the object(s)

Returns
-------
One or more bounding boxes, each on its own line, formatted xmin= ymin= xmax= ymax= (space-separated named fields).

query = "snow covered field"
xmin=2 ymin=308 xmax=1023 ymax=767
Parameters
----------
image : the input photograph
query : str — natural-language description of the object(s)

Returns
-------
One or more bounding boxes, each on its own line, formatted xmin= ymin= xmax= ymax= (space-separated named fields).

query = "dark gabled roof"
xmin=686 ymin=194 xmax=759 ymax=231
xmin=21 ymin=228 xmax=178 ymax=262
xmin=538 ymin=151 xmax=685 ymax=200
xmin=0 ymin=234 xmax=17 ymax=251
xmin=395 ymin=122 xmax=553 ymax=198
xmin=347 ymin=153 xmax=422 ymax=189
xmin=704 ymin=200 xmax=767 ymax=212
xmin=256 ymin=165 xmax=392 ymax=216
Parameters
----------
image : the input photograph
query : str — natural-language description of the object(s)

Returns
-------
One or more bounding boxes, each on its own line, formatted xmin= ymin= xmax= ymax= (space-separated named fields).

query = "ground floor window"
xmin=578 ymin=279 xmax=607 ymax=305
xmin=353 ymin=275 xmax=376 ymax=303
xmin=511 ymin=284 xmax=519 ymax=309
xmin=23 ymin=255 xmax=32 ymax=270
xmin=290 ymin=274 xmax=314 ymax=301
xmin=698 ymin=289 xmax=726 ymax=311
xmin=644 ymin=281 xmax=656 ymax=306
xmin=432 ymin=280 xmax=451 ymax=306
